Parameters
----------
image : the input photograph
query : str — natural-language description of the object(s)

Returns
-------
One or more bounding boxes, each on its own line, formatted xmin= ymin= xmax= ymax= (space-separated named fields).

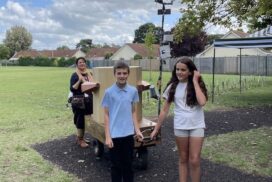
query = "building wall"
xmin=198 ymin=47 xmax=268 ymax=57
xmin=197 ymin=31 xmax=271 ymax=58
xmin=111 ymin=46 xmax=136 ymax=60
xmin=73 ymin=51 xmax=86 ymax=58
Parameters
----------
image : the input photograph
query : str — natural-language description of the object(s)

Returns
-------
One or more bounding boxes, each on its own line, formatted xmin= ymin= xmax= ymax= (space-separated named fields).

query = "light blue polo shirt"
xmin=101 ymin=83 xmax=139 ymax=138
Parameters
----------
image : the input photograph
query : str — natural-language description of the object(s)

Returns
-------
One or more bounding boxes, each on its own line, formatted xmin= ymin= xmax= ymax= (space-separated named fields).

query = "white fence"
xmin=192 ymin=56 xmax=272 ymax=76
xmin=90 ymin=56 xmax=272 ymax=76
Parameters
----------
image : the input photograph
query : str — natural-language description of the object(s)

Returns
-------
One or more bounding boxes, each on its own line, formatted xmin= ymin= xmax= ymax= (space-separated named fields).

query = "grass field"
xmin=0 ymin=66 xmax=271 ymax=181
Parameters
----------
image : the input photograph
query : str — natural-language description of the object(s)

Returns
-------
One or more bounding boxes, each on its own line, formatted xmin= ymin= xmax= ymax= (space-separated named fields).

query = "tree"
xmin=104 ymin=52 xmax=113 ymax=59
xmin=4 ymin=25 xmax=32 ymax=57
xmin=0 ymin=44 xmax=10 ymax=59
xmin=171 ymin=30 xmax=208 ymax=57
xmin=133 ymin=23 xmax=161 ymax=44
xmin=207 ymin=34 xmax=224 ymax=45
xmin=76 ymin=39 xmax=92 ymax=53
xmin=144 ymin=28 xmax=156 ymax=81
xmin=171 ymin=9 xmax=208 ymax=57
xmin=144 ymin=28 xmax=156 ymax=54
xmin=173 ymin=10 xmax=205 ymax=43
xmin=57 ymin=45 xmax=70 ymax=50
xmin=133 ymin=54 xmax=142 ymax=60
xmin=102 ymin=43 xmax=111 ymax=48
xmin=91 ymin=44 xmax=102 ymax=48
xmin=180 ymin=0 xmax=272 ymax=32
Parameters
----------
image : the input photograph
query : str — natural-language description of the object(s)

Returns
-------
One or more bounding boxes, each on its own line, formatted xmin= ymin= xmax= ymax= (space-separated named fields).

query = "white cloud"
xmin=205 ymin=24 xmax=229 ymax=35
xmin=0 ymin=0 xmax=189 ymax=50
xmin=6 ymin=1 xmax=25 ymax=16
xmin=1 ymin=0 xmax=163 ymax=49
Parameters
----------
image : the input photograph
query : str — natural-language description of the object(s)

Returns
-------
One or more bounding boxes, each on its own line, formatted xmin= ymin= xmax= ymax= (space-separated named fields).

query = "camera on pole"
xmin=154 ymin=0 xmax=175 ymax=115
xmin=160 ymin=31 xmax=173 ymax=60
xmin=158 ymin=9 xmax=171 ymax=15
xmin=155 ymin=0 xmax=174 ymax=5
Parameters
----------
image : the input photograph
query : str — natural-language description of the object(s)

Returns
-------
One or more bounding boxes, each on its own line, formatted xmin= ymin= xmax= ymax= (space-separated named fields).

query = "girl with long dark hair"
xmin=151 ymin=56 xmax=208 ymax=182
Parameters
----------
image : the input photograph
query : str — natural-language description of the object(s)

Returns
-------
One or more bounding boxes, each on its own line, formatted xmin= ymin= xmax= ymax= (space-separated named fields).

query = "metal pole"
xmin=157 ymin=3 xmax=165 ymax=115
xmin=212 ymin=48 xmax=215 ymax=103
xmin=265 ymin=55 xmax=268 ymax=76
xmin=240 ymin=48 xmax=242 ymax=93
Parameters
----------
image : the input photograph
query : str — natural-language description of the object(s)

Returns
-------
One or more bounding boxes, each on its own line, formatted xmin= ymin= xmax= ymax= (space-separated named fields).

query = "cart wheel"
xmin=134 ymin=147 xmax=148 ymax=170
xmin=93 ymin=139 xmax=104 ymax=159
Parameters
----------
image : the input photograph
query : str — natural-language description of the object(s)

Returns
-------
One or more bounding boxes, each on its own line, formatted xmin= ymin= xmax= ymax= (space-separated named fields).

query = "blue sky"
xmin=0 ymin=0 xmax=53 ymax=8
xmin=0 ymin=0 xmax=228 ymax=50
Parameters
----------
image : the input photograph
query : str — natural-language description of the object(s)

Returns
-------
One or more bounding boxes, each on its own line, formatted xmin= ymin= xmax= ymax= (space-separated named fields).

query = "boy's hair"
xmin=113 ymin=61 xmax=130 ymax=74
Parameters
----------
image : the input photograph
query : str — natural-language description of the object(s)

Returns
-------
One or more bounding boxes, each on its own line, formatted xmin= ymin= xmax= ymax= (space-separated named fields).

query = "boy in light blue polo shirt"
xmin=101 ymin=61 xmax=143 ymax=182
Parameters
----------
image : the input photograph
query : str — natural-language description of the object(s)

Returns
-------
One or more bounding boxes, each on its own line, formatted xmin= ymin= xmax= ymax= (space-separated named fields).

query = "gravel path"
xmin=33 ymin=107 xmax=272 ymax=182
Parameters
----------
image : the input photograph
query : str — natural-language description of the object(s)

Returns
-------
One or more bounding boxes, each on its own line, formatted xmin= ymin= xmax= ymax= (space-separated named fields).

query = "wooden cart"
xmin=84 ymin=66 xmax=160 ymax=169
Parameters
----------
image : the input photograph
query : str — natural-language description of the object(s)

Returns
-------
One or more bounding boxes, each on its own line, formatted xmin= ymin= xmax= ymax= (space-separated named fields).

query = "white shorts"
xmin=174 ymin=128 xmax=204 ymax=137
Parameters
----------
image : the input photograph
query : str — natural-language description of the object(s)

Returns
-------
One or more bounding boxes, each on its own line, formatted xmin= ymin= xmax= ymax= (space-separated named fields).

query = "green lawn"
xmin=0 ymin=66 xmax=271 ymax=181
xmin=0 ymin=67 xmax=78 ymax=182
xmin=203 ymin=126 xmax=272 ymax=176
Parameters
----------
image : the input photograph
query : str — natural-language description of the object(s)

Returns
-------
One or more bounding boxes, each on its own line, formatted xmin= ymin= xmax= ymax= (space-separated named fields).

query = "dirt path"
xmin=33 ymin=107 xmax=272 ymax=182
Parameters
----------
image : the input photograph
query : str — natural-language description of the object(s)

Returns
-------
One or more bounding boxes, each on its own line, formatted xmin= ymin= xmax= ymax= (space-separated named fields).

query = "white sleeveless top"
xmin=163 ymin=82 xmax=205 ymax=130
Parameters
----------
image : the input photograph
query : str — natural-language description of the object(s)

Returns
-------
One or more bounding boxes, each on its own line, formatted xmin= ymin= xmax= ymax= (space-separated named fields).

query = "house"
xmin=196 ymin=30 xmax=271 ymax=58
xmin=9 ymin=49 xmax=85 ymax=61
xmin=110 ymin=43 xmax=160 ymax=60
xmin=85 ymin=47 xmax=119 ymax=60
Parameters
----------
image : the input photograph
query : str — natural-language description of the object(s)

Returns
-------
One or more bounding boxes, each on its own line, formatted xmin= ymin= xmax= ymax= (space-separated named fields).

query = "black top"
xmin=70 ymin=72 xmax=89 ymax=96
xmin=70 ymin=72 xmax=93 ymax=115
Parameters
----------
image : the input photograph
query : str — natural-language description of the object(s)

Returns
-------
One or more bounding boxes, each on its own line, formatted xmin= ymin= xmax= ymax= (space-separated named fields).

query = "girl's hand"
xmin=79 ymin=75 xmax=85 ymax=83
xmin=76 ymin=70 xmax=85 ymax=83
xmin=105 ymin=137 xmax=114 ymax=148
xmin=193 ymin=70 xmax=201 ymax=82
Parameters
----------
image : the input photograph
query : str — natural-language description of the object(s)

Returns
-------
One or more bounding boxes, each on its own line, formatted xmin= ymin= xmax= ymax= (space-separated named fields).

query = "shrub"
xmin=134 ymin=54 xmax=142 ymax=60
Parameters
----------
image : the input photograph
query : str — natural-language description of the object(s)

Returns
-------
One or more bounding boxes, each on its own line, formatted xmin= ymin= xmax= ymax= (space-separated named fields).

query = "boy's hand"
xmin=135 ymin=130 xmax=144 ymax=142
xmin=150 ymin=128 xmax=158 ymax=140
xmin=105 ymin=137 xmax=114 ymax=148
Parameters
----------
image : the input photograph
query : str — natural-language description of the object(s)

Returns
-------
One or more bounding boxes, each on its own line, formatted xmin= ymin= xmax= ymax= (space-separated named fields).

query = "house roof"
xmin=39 ymin=49 xmax=79 ymax=57
xmin=12 ymin=50 xmax=40 ymax=58
xmin=231 ymin=30 xmax=249 ymax=38
xmin=126 ymin=43 xmax=160 ymax=57
xmin=196 ymin=30 xmax=267 ymax=57
xmin=11 ymin=49 xmax=80 ymax=59
xmin=220 ymin=30 xmax=249 ymax=39
xmin=85 ymin=47 xmax=119 ymax=58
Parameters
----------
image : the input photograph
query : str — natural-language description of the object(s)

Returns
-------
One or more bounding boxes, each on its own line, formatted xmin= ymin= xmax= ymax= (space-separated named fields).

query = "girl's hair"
xmin=165 ymin=56 xmax=208 ymax=106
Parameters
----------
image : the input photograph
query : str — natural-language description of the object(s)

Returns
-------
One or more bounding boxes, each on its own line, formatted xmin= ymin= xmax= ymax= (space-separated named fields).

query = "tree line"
xmin=15 ymin=56 xmax=76 ymax=67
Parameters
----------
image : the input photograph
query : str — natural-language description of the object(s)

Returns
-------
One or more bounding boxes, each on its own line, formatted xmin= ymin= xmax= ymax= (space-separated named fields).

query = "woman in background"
xmin=70 ymin=57 xmax=93 ymax=148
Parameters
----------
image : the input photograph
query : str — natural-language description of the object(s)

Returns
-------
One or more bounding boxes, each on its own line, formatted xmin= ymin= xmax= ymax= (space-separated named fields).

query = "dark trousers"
xmin=110 ymin=135 xmax=134 ymax=182
xmin=72 ymin=108 xmax=85 ymax=129
xmin=72 ymin=96 xmax=93 ymax=129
